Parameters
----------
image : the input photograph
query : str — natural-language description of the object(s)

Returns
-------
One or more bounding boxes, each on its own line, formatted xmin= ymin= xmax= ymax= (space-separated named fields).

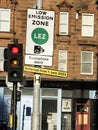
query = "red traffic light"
xmin=10 ymin=46 xmax=19 ymax=54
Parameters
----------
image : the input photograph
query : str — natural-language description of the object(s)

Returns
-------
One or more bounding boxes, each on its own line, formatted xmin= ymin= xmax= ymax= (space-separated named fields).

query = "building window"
xmin=58 ymin=50 xmax=67 ymax=71
xmin=0 ymin=8 xmax=11 ymax=32
xmin=81 ymin=51 xmax=93 ymax=75
xmin=82 ymin=13 xmax=94 ymax=37
xmin=59 ymin=12 xmax=69 ymax=35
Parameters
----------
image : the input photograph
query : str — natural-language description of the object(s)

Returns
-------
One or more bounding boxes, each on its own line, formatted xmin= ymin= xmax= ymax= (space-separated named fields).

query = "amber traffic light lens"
xmin=10 ymin=59 xmax=19 ymax=67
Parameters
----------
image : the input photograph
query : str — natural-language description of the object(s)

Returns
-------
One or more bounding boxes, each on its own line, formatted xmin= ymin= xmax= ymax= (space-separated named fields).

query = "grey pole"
xmin=31 ymin=74 xmax=41 ymax=130
xmin=12 ymin=82 xmax=17 ymax=130
xmin=31 ymin=1 xmax=42 ymax=130
xmin=37 ymin=0 xmax=42 ymax=9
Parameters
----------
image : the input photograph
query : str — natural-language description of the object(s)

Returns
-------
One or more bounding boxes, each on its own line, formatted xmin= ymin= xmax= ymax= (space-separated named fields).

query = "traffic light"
xmin=17 ymin=91 xmax=21 ymax=101
xmin=4 ymin=48 xmax=8 ymax=71
xmin=8 ymin=40 xmax=23 ymax=82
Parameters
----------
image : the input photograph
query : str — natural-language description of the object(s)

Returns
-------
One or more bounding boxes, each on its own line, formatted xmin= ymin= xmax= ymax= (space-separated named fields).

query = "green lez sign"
xmin=31 ymin=28 xmax=49 ymax=45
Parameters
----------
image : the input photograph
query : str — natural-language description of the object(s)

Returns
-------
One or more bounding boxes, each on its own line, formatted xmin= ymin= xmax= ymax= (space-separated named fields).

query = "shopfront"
xmin=19 ymin=88 xmax=62 ymax=130
xmin=0 ymin=80 xmax=97 ymax=130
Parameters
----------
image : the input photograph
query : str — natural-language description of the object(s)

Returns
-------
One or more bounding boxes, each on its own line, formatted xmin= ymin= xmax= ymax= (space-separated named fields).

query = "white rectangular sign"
xmin=25 ymin=9 xmax=55 ymax=66
xmin=62 ymin=99 xmax=72 ymax=112
xmin=25 ymin=55 xmax=52 ymax=66
xmin=25 ymin=9 xmax=55 ymax=56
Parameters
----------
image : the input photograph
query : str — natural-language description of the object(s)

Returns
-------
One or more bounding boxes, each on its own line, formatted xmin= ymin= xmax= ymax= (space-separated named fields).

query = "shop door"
xmin=42 ymin=99 xmax=57 ymax=130
xmin=19 ymin=96 xmax=33 ymax=130
xmin=41 ymin=89 xmax=62 ymax=130
xmin=75 ymin=104 xmax=89 ymax=130
xmin=61 ymin=113 xmax=71 ymax=130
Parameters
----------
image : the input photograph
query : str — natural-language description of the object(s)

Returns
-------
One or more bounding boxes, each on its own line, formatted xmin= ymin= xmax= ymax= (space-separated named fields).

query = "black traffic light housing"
xmin=8 ymin=39 xmax=23 ymax=82
xmin=4 ymin=48 xmax=8 ymax=71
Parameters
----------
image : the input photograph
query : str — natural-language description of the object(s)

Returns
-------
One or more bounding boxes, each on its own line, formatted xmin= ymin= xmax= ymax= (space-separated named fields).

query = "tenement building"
xmin=0 ymin=0 xmax=98 ymax=130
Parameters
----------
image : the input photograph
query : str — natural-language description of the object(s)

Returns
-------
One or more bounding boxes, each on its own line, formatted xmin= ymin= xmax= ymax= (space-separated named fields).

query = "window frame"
xmin=81 ymin=51 xmax=93 ymax=75
xmin=82 ymin=13 xmax=94 ymax=37
xmin=59 ymin=12 xmax=69 ymax=35
xmin=0 ymin=8 xmax=11 ymax=32
xmin=58 ymin=50 xmax=67 ymax=71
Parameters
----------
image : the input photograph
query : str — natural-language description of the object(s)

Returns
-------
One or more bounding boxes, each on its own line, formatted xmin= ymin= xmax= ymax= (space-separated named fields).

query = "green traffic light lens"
xmin=10 ymin=71 xmax=19 ymax=78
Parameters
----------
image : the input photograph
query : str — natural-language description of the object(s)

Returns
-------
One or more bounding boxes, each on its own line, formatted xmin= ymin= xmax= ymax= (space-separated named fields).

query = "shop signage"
xmin=24 ymin=65 xmax=68 ymax=78
xmin=62 ymin=99 xmax=72 ymax=112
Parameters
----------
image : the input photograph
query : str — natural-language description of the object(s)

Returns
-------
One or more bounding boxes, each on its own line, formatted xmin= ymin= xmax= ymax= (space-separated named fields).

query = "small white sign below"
xmin=25 ymin=54 xmax=52 ymax=66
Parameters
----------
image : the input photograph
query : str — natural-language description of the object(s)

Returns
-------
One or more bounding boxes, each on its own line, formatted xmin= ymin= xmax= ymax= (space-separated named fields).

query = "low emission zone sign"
xmin=24 ymin=65 xmax=68 ymax=78
xmin=31 ymin=28 xmax=49 ymax=45
xmin=25 ymin=9 xmax=55 ymax=66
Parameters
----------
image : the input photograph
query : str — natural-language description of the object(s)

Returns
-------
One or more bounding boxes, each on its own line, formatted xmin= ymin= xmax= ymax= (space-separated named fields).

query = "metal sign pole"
xmin=31 ymin=1 xmax=42 ymax=130
xmin=12 ymin=82 xmax=17 ymax=130
xmin=32 ymin=74 xmax=41 ymax=130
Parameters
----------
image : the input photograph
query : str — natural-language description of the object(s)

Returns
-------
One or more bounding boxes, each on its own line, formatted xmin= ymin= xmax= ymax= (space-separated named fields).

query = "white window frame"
xmin=58 ymin=50 xmax=67 ymax=71
xmin=81 ymin=51 xmax=93 ymax=75
xmin=82 ymin=13 xmax=94 ymax=37
xmin=0 ymin=8 xmax=11 ymax=32
xmin=59 ymin=12 xmax=69 ymax=35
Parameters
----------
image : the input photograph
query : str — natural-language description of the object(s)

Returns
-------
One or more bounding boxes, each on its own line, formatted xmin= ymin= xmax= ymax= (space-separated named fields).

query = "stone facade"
xmin=0 ymin=0 xmax=98 ymax=82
